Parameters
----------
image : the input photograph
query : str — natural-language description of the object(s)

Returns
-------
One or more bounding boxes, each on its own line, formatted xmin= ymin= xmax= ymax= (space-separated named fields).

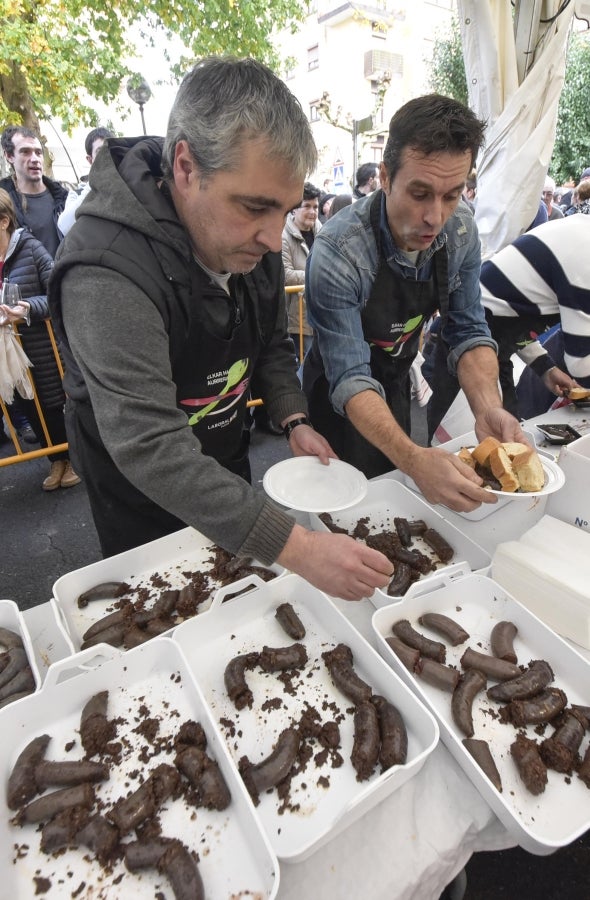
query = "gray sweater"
xmin=50 ymin=137 xmax=307 ymax=564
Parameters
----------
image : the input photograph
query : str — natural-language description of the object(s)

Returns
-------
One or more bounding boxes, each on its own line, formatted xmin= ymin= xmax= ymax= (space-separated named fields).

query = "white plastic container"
xmin=173 ymin=574 xmax=439 ymax=863
xmin=492 ymin=515 xmax=590 ymax=649
xmin=372 ymin=573 xmax=590 ymax=856
xmin=547 ymin=432 xmax=590 ymax=533
xmin=0 ymin=598 xmax=42 ymax=699
xmin=308 ymin=480 xmax=491 ymax=607
xmin=0 ymin=638 xmax=279 ymax=898
xmin=52 ymin=526 xmax=284 ymax=653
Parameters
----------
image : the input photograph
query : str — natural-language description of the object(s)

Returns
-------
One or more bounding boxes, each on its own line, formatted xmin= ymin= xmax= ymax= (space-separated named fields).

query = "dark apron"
xmin=67 ymin=285 xmax=258 ymax=558
xmin=304 ymin=191 xmax=449 ymax=478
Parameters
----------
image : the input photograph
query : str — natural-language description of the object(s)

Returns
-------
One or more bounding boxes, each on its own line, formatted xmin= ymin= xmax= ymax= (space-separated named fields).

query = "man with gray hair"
xmin=49 ymin=57 xmax=393 ymax=602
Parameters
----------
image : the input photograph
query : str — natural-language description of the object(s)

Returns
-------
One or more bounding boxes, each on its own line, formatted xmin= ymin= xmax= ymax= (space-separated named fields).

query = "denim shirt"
xmin=305 ymin=192 xmax=496 ymax=415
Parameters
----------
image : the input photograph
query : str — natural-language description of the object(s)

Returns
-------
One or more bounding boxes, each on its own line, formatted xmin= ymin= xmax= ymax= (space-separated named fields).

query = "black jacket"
xmin=3 ymin=228 xmax=63 ymax=408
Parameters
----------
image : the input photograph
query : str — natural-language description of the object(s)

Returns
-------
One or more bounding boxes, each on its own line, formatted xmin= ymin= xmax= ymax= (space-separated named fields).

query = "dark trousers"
xmin=18 ymin=399 xmax=70 ymax=461
xmin=425 ymin=337 xmax=460 ymax=444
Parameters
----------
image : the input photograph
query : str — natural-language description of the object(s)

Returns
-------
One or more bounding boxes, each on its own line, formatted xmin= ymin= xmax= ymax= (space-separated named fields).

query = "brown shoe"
xmin=42 ymin=460 xmax=67 ymax=491
xmin=60 ymin=461 xmax=81 ymax=488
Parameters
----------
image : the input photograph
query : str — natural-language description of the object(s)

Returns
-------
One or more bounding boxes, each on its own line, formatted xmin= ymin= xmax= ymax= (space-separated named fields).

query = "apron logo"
xmin=180 ymin=358 xmax=249 ymax=425
xmin=370 ymin=314 xmax=424 ymax=357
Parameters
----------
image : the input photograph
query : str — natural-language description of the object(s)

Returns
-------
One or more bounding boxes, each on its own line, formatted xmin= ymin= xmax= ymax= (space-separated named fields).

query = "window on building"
xmin=308 ymin=44 xmax=319 ymax=71
xmin=310 ymin=103 xmax=320 ymax=122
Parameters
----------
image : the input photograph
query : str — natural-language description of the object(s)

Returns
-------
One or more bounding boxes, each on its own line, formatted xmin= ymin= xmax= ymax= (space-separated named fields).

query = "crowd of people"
xmin=1 ymin=55 xmax=588 ymax=604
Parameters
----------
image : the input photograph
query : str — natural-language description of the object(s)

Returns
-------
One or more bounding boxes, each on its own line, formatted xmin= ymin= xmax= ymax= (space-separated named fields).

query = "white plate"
xmin=263 ymin=456 xmax=368 ymax=512
xmin=466 ymin=453 xmax=565 ymax=499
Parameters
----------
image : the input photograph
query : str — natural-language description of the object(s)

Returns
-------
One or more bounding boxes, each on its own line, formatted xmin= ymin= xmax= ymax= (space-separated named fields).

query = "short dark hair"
xmin=302 ymin=181 xmax=321 ymax=202
xmin=1 ymin=126 xmax=39 ymax=157
xmin=355 ymin=162 xmax=378 ymax=188
xmin=84 ymin=127 xmax=115 ymax=157
xmin=383 ymin=94 xmax=486 ymax=181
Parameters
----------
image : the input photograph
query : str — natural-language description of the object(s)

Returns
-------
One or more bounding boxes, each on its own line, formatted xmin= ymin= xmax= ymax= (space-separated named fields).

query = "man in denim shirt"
xmin=303 ymin=94 xmax=526 ymax=514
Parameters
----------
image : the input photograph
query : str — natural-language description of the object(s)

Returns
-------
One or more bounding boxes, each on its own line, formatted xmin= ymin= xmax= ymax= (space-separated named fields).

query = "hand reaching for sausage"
xmin=405 ymin=446 xmax=497 ymax=513
xmin=277 ymin=524 xmax=393 ymax=601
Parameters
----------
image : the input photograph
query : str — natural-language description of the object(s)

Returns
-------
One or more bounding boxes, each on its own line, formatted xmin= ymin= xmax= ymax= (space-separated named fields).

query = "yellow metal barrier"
xmin=285 ymin=284 xmax=305 ymax=362
xmin=0 ymin=318 xmax=68 ymax=467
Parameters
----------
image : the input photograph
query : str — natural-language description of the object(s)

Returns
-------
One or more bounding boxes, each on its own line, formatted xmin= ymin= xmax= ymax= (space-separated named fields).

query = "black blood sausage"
xmin=451 ymin=669 xmax=487 ymax=737
xmin=508 ymin=688 xmax=568 ymax=726
xmin=322 ymin=644 xmax=373 ymax=705
xmin=462 ymin=738 xmax=502 ymax=793
xmin=351 ymin=700 xmax=380 ymax=781
xmin=274 ymin=603 xmax=306 ymax=640
xmin=490 ymin=621 xmax=518 ymax=664
xmin=391 ymin=620 xmax=446 ymax=663
xmin=241 ymin=727 xmax=301 ymax=802
xmin=487 ymin=660 xmax=554 ymax=703
xmin=422 ymin=528 xmax=454 ymax=563
xmin=460 ymin=647 xmax=521 ymax=681
xmin=372 ymin=695 xmax=408 ymax=769
xmin=418 ymin=613 xmax=469 ymax=646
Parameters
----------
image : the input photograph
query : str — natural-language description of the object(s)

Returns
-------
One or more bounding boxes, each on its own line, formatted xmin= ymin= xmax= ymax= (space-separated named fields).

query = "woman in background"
xmin=0 ymin=188 xmax=80 ymax=490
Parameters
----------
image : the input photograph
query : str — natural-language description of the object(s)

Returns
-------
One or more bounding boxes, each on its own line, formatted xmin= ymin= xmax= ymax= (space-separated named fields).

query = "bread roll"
xmin=457 ymin=447 xmax=476 ymax=468
xmin=489 ymin=446 xmax=520 ymax=492
xmin=501 ymin=442 xmax=529 ymax=460
xmin=567 ymin=387 xmax=590 ymax=401
xmin=471 ymin=437 xmax=501 ymax=468
xmin=512 ymin=448 xmax=545 ymax=492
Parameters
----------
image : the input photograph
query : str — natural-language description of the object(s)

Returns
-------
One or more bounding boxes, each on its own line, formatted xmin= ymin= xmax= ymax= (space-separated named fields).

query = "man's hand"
xmin=474 ymin=407 xmax=528 ymax=445
xmin=287 ymin=423 xmax=337 ymax=464
xmin=405 ymin=446 xmax=497 ymax=512
xmin=277 ymin=524 xmax=393 ymax=601
xmin=542 ymin=366 xmax=577 ymax=397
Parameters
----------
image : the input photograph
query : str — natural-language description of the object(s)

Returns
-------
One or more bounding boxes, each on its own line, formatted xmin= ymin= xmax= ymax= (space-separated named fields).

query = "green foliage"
xmin=426 ymin=15 xmax=468 ymax=106
xmin=0 ymin=0 xmax=307 ymax=133
xmin=551 ymin=32 xmax=590 ymax=186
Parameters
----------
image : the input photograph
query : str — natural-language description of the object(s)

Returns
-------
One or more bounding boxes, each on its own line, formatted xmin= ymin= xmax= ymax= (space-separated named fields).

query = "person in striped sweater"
xmin=480 ymin=215 xmax=590 ymax=416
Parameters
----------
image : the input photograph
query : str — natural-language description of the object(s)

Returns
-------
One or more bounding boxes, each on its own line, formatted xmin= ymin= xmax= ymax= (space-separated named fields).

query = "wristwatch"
xmin=283 ymin=416 xmax=311 ymax=440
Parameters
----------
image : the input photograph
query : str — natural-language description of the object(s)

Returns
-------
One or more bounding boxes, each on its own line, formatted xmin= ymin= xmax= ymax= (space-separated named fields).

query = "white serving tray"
xmin=372 ymin=573 xmax=590 ymax=856
xmin=52 ymin=526 xmax=284 ymax=653
xmin=308 ymin=480 xmax=491 ymax=607
xmin=0 ymin=598 xmax=42 ymax=698
xmin=0 ymin=638 xmax=279 ymax=899
xmin=173 ymin=574 xmax=439 ymax=863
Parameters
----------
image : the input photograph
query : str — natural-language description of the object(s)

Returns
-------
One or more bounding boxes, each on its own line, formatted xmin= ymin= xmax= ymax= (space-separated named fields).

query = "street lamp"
xmin=126 ymin=75 xmax=152 ymax=135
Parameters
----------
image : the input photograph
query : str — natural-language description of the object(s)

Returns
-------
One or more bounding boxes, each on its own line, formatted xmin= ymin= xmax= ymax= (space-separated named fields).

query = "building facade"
xmin=275 ymin=0 xmax=456 ymax=191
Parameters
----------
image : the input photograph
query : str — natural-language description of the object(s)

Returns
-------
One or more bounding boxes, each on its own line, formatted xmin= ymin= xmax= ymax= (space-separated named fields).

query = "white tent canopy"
xmin=457 ymin=0 xmax=576 ymax=257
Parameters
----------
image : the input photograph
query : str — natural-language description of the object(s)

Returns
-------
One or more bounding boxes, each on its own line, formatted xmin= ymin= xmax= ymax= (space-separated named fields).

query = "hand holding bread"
xmin=459 ymin=437 xmax=545 ymax=493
